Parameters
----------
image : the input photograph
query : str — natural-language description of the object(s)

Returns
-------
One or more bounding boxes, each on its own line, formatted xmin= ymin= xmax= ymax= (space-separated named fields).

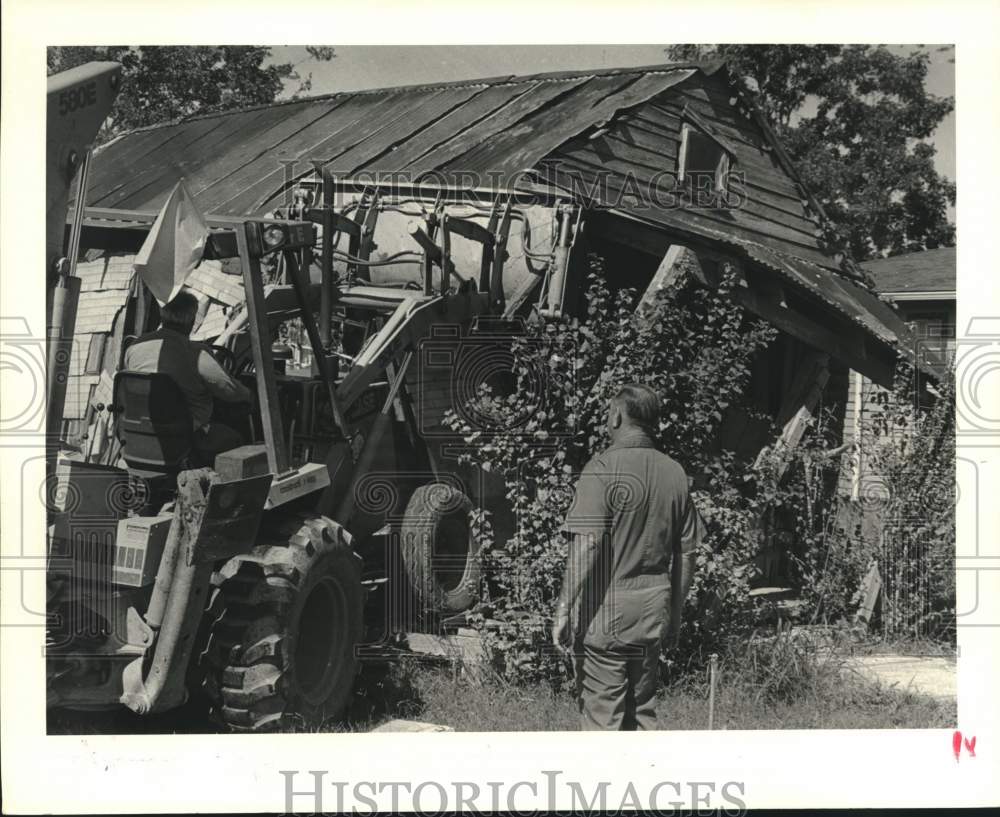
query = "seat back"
xmin=113 ymin=371 xmax=195 ymax=473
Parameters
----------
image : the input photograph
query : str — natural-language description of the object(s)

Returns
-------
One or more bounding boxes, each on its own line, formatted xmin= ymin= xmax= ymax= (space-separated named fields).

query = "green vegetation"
xmin=341 ymin=634 xmax=954 ymax=732
xmin=443 ymin=250 xmax=955 ymax=692
xmin=667 ymin=44 xmax=955 ymax=258
xmin=46 ymin=46 xmax=335 ymax=141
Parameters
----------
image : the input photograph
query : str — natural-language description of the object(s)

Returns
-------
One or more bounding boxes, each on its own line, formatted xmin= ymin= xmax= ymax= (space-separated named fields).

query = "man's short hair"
xmin=160 ymin=289 xmax=200 ymax=331
xmin=612 ymin=383 xmax=661 ymax=431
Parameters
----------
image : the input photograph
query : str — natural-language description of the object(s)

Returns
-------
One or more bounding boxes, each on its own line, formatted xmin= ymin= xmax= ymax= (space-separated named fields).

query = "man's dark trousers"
xmin=574 ymin=581 xmax=667 ymax=730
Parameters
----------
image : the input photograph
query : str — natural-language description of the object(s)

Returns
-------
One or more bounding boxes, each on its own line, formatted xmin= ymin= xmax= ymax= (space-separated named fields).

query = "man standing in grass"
xmin=552 ymin=384 xmax=704 ymax=730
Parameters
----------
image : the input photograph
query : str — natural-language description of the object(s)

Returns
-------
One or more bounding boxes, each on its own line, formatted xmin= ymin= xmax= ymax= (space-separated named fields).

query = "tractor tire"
xmin=399 ymin=483 xmax=480 ymax=615
xmin=201 ymin=514 xmax=363 ymax=732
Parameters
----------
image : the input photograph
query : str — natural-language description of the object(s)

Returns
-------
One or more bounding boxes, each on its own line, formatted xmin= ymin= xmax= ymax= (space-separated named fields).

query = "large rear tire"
xmin=202 ymin=514 xmax=363 ymax=731
xmin=399 ymin=483 xmax=480 ymax=615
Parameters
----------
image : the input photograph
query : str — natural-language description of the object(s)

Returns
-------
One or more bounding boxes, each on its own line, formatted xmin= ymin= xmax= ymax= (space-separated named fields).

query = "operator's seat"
xmin=113 ymin=372 xmax=195 ymax=505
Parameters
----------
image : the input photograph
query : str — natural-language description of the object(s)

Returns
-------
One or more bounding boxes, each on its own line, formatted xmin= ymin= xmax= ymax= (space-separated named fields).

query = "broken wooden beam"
xmin=636 ymin=244 xmax=718 ymax=324
xmin=854 ymin=560 xmax=882 ymax=631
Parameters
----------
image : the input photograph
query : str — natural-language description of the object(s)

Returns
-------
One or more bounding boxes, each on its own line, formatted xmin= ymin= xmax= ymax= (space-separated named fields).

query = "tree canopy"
xmin=47 ymin=46 xmax=334 ymax=143
xmin=668 ymin=45 xmax=955 ymax=260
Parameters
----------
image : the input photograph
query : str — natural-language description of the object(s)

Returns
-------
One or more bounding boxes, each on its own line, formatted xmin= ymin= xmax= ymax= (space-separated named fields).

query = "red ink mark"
xmin=953 ymin=730 xmax=977 ymax=761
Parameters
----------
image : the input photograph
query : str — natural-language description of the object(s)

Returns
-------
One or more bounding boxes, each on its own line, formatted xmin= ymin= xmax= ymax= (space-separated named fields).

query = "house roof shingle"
xmin=863 ymin=247 xmax=956 ymax=296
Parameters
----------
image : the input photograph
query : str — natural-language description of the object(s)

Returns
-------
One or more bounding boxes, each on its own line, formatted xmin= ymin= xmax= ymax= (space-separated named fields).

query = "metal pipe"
xmin=542 ymin=204 xmax=574 ymax=316
xmin=708 ymin=653 xmax=719 ymax=730
xmin=285 ymin=249 xmax=351 ymax=442
xmin=66 ymin=150 xmax=92 ymax=278
xmin=320 ymin=171 xmax=335 ymax=348
xmin=46 ymin=149 xmax=93 ymax=453
xmin=335 ymin=353 xmax=413 ymax=526
xmin=46 ymin=272 xmax=81 ymax=448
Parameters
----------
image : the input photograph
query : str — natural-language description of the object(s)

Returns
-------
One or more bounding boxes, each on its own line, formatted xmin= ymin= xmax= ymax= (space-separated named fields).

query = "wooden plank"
xmin=192 ymin=97 xmax=351 ymax=209
xmin=205 ymin=91 xmax=398 ymax=213
xmin=571 ymin=117 xmax=811 ymax=215
xmin=676 ymin=81 xmax=742 ymax=109
xmin=146 ymin=104 xmax=321 ymax=206
xmin=854 ymin=561 xmax=882 ymax=630
xmin=625 ymin=102 xmax=796 ymax=175
xmin=614 ymin=130 xmax=803 ymax=207
xmin=621 ymin=236 xmax=893 ymax=388
xmin=112 ymin=108 xmax=288 ymax=211
xmin=191 ymin=98 xmax=349 ymax=192
xmin=631 ymin=101 xmax=770 ymax=158
xmin=636 ymin=245 xmax=689 ymax=323
xmin=731 ymin=283 xmax=892 ymax=386
xmin=292 ymin=88 xmax=446 ymax=172
xmin=549 ymin=158 xmax=832 ymax=268
xmin=229 ymin=89 xmax=427 ymax=214
xmin=88 ymin=127 xmax=193 ymax=203
xmin=387 ymin=84 xmax=527 ymax=171
xmin=553 ymin=140 xmax=819 ymax=237
xmin=96 ymin=122 xmax=229 ymax=208
xmin=742 ymin=180 xmax=818 ymax=221
xmin=628 ymin=118 xmax=800 ymax=201
xmin=93 ymin=115 xmax=238 ymax=207
xmin=235 ymin=224 xmax=288 ymax=473
xmin=777 ymin=351 xmax=830 ymax=454
xmin=658 ymin=93 xmax=771 ymax=151
xmin=406 ymin=631 xmax=484 ymax=664
xmin=406 ymin=78 xmax=590 ymax=177
xmin=324 ymin=87 xmax=483 ymax=178
xmin=681 ymin=104 xmax=745 ymax=161
xmin=453 ymin=72 xmax=694 ymax=180
xmin=777 ymin=346 xmax=825 ymax=426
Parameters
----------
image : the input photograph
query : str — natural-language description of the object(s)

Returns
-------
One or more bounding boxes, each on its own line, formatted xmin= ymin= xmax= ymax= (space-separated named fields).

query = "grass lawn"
xmin=47 ymin=634 xmax=956 ymax=734
xmin=344 ymin=653 xmax=956 ymax=732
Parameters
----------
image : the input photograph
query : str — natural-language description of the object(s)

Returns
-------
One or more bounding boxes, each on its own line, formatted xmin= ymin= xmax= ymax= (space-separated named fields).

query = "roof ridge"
xmin=109 ymin=60 xmax=719 ymax=137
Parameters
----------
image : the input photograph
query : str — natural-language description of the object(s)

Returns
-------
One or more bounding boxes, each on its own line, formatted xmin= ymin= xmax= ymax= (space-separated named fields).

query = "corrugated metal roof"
xmin=735 ymin=239 xmax=906 ymax=345
xmin=85 ymin=60 xmax=920 ymax=367
xmin=88 ymin=64 xmax=702 ymax=215
xmin=863 ymin=247 xmax=956 ymax=295
xmin=608 ymin=206 xmax=925 ymax=362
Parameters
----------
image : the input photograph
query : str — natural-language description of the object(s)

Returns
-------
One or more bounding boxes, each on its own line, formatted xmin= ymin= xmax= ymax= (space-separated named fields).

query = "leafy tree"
xmin=447 ymin=256 xmax=778 ymax=684
xmin=47 ymin=46 xmax=334 ymax=142
xmin=668 ymin=45 xmax=955 ymax=259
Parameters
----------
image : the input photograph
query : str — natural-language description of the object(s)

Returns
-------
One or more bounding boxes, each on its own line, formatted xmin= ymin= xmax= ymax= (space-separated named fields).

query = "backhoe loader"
xmin=44 ymin=64 xmax=542 ymax=731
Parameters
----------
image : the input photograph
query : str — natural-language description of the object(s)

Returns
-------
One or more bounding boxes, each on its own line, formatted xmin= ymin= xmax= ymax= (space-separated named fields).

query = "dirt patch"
xmin=843 ymin=654 xmax=956 ymax=700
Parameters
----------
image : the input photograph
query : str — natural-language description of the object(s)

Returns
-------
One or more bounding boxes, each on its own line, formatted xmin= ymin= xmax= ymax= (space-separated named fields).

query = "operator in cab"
xmin=124 ymin=288 xmax=252 ymax=461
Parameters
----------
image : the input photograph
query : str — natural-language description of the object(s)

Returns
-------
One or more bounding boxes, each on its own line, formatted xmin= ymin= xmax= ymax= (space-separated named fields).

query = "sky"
xmin=268 ymin=44 xmax=956 ymax=205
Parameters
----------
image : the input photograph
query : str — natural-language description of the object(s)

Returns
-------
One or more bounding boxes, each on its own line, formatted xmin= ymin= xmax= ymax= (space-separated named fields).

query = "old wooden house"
xmin=72 ymin=61 xmax=934 ymax=588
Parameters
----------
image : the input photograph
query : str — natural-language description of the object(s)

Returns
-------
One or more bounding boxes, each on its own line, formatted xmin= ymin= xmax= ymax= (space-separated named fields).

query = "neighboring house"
xmin=865 ymin=247 xmax=956 ymax=363
xmin=842 ymin=247 xmax=956 ymax=500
